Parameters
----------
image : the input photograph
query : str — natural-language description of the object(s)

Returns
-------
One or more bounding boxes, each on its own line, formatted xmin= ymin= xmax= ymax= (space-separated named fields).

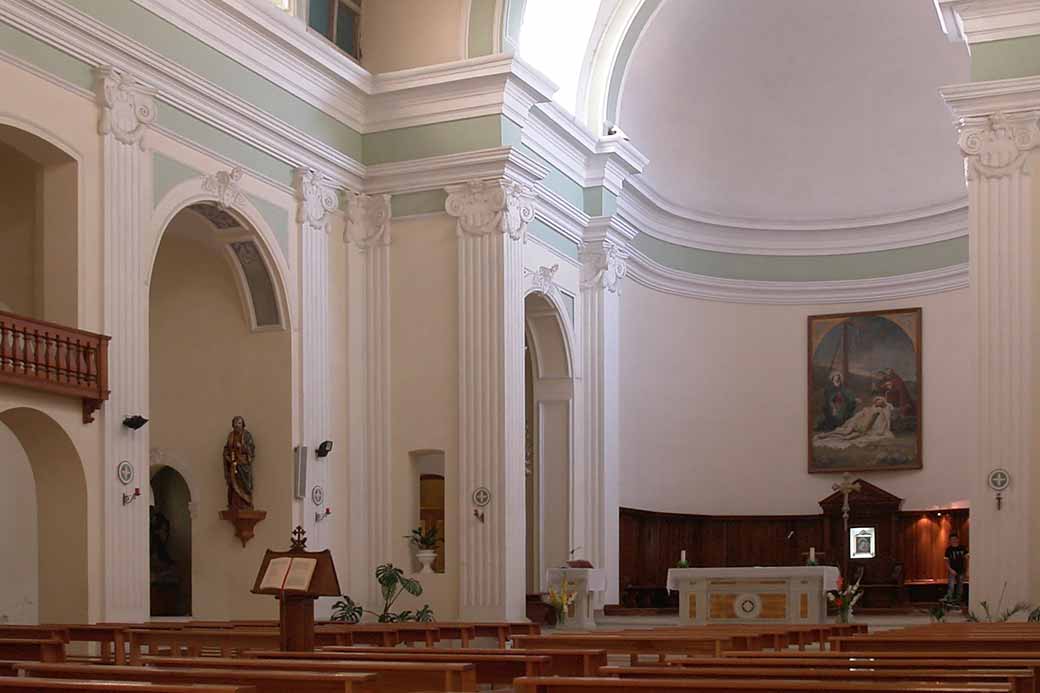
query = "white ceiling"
xmin=618 ymin=0 xmax=970 ymax=227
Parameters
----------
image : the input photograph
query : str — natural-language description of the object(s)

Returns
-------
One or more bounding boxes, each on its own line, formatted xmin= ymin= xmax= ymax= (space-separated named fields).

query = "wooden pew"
xmin=602 ymin=665 xmax=1034 ymax=693
xmin=128 ymin=630 xmax=281 ymax=663
xmin=17 ymin=663 xmax=379 ymax=693
xmin=243 ymin=648 xmax=549 ymax=687
xmin=0 ymin=680 xmax=254 ymax=693
xmin=832 ymin=636 xmax=1040 ymax=654
xmin=142 ymin=655 xmax=477 ymax=693
xmin=0 ymin=639 xmax=65 ymax=663
xmin=512 ymin=677 xmax=1013 ymax=693
xmin=321 ymin=645 xmax=606 ymax=677
xmin=512 ymin=633 xmax=737 ymax=663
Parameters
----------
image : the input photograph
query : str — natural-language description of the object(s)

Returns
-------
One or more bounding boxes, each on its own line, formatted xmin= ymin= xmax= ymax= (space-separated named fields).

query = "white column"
xmin=447 ymin=179 xmax=535 ymax=620
xmin=97 ymin=66 xmax=157 ymax=622
xmin=954 ymin=111 xmax=1040 ymax=607
xmin=294 ymin=169 xmax=339 ymax=549
xmin=579 ymin=218 xmax=629 ymax=607
xmin=344 ymin=192 xmax=392 ymax=608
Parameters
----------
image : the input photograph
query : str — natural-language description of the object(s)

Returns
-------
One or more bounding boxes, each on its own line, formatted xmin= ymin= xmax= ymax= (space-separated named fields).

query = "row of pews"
xmin=1 ymin=620 xmax=1037 ymax=692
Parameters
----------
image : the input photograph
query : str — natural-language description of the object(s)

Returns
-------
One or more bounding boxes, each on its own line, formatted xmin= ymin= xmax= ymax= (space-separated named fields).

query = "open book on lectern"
xmin=258 ymin=556 xmax=317 ymax=593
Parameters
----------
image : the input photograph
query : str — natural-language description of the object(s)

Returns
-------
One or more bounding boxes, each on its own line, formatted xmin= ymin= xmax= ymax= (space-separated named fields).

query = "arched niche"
xmin=149 ymin=465 xmax=193 ymax=617
xmin=148 ymin=199 xmax=293 ymax=620
xmin=524 ymin=290 xmax=575 ymax=593
xmin=0 ymin=122 xmax=79 ymax=325
xmin=0 ymin=407 xmax=88 ymax=624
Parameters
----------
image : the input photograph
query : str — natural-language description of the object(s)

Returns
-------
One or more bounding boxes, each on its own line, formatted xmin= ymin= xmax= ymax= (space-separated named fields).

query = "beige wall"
xmin=149 ymin=211 xmax=292 ymax=620
xmin=361 ymin=0 xmax=466 ymax=73
xmin=0 ymin=142 xmax=38 ymax=316
xmin=0 ymin=422 xmax=39 ymax=624
xmin=388 ymin=214 xmax=459 ymax=618
xmin=619 ymin=284 xmax=976 ymax=516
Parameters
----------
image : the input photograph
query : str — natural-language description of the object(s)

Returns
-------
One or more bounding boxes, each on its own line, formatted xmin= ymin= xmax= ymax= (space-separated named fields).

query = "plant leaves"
xmin=399 ymin=576 xmax=423 ymax=597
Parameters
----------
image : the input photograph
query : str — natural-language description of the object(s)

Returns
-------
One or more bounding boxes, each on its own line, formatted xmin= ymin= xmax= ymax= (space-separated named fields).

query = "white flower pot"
xmin=416 ymin=550 xmax=437 ymax=574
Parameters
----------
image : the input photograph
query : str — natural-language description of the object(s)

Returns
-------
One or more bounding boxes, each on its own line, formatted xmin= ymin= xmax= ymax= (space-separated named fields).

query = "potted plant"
xmin=547 ymin=575 xmax=576 ymax=627
xmin=406 ymin=525 xmax=439 ymax=574
xmin=827 ymin=575 xmax=863 ymax=624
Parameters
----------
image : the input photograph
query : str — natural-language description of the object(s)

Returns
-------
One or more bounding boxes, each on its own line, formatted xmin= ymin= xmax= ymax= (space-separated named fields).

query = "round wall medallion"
xmin=116 ymin=460 xmax=135 ymax=486
xmin=988 ymin=468 xmax=1011 ymax=492
xmin=472 ymin=487 xmax=491 ymax=507
xmin=311 ymin=485 xmax=325 ymax=507
xmin=732 ymin=593 xmax=763 ymax=620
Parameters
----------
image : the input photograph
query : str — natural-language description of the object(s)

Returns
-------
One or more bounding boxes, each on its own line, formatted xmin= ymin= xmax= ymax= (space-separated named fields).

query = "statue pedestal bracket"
xmin=219 ymin=508 xmax=267 ymax=547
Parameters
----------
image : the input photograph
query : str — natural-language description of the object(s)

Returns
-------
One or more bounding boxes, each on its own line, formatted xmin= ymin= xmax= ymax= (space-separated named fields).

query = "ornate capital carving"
xmin=958 ymin=111 xmax=1040 ymax=180
xmin=529 ymin=264 xmax=559 ymax=294
xmin=344 ymin=192 xmax=392 ymax=251
xmin=445 ymin=179 xmax=535 ymax=241
xmin=580 ymin=240 xmax=628 ymax=294
xmin=203 ymin=167 xmax=244 ymax=210
xmin=96 ymin=66 xmax=157 ymax=149
xmin=294 ymin=168 xmax=339 ymax=232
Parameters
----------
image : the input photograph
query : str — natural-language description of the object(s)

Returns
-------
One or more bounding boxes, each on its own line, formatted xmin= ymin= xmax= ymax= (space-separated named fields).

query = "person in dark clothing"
xmin=943 ymin=533 xmax=969 ymax=604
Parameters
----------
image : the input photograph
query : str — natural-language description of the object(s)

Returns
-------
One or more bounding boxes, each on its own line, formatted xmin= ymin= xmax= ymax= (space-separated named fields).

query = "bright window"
xmin=516 ymin=0 xmax=600 ymax=113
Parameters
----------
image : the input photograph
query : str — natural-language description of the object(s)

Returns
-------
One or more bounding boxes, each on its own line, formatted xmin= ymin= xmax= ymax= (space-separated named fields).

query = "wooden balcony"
xmin=0 ymin=310 xmax=110 ymax=423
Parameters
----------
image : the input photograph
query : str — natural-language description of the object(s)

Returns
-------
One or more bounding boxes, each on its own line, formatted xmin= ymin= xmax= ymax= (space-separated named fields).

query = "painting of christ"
xmin=808 ymin=308 xmax=922 ymax=473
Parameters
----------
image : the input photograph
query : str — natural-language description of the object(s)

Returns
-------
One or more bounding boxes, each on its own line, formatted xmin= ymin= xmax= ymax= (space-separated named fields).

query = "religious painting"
xmin=850 ymin=527 xmax=876 ymax=559
xmin=808 ymin=308 xmax=922 ymax=473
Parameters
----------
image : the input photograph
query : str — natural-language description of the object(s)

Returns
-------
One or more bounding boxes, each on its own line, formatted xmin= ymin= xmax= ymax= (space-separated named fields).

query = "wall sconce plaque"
xmin=988 ymin=468 xmax=1010 ymax=510
xmin=116 ymin=460 xmax=135 ymax=486
xmin=311 ymin=485 xmax=325 ymax=507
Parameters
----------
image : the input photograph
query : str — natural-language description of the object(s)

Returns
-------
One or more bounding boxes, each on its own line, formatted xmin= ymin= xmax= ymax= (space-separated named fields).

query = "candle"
xmin=680 ymin=550 xmax=687 ymax=562
xmin=809 ymin=547 xmax=816 ymax=562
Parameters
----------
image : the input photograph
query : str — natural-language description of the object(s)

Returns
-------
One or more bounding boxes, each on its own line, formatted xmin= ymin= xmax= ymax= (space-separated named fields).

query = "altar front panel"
xmin=668 ymin=567 xmax=836 ymax=625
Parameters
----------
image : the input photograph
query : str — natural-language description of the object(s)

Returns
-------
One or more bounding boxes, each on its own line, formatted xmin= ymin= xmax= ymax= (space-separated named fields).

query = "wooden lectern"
xmin=251 ymin=526 xmax=340 ymax=651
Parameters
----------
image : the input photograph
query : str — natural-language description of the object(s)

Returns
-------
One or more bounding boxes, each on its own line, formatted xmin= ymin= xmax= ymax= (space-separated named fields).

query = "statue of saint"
xmin=223 ymin=416 xmax=255 ymax=510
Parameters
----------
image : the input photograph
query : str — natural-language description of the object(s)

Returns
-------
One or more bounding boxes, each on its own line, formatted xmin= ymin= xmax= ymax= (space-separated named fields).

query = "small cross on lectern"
xmin=290 ymin=525 xmax=308 ymax=551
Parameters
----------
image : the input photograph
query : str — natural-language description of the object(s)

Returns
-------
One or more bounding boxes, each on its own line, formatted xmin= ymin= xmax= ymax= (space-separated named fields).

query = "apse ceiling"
xmin=617 ymin=0 xmax=970 ymax=232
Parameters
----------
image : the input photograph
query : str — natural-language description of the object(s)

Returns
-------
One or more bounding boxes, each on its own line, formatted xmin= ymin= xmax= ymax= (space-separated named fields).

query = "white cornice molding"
xmin=941 ymin=74 xmax=1040 ymax=117
xmin=626 ymin=248 xmax=970 ymax=304
xmin=363 ymin=146 xmax=549 ymax=194
xmin=935 ymin=0 xmax=1040 ymax=44
xmin=535 ymin=187 xmax=589 ymax=249
xmin=4 ymin=0 xmax=365 ymax=187
xmin=522 ymin=101 xmax=648 ymax=193
xmin=618 ymin=178 xmax=969 ymax=256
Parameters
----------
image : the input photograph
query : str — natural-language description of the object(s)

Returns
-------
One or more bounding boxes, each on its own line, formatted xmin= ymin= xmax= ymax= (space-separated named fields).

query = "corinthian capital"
xmin=203 ymin=167 xmax=245 ymax=211
xmin=96 ymin=66 xmax=157 ymax=149
xmin=294 ymin=167 xmax=340 ymax=232
xmin=445 ymin=179 xmax=535 ymax=240
xmin=957 ymin=111 xmax=1040 ymax=180
xmin=580 ymin=239 xmax=628 ymax=294
xmin=345 ymin=192 xmax=392 ymax=251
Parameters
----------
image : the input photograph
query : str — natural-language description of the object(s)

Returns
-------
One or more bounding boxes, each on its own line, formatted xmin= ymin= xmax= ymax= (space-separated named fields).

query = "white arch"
xmin=523 ymin=280 xmax=578 ymax=377
xmin=148 ymin=176 xmax=296 ymax=332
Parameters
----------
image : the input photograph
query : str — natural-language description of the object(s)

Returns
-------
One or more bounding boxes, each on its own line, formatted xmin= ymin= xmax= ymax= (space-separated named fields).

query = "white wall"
xmin=361 ymin=0 xmax=466 ymax=73
xmin=0 ymin=422 xmax=38 ymax=624
xmin=619 ymin=284 xmax=976 ymax=515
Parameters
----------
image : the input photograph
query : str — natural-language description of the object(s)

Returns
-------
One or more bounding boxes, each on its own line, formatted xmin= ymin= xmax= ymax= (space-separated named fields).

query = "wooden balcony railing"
xmin=0 ymin=310 xmax=110 ymax=423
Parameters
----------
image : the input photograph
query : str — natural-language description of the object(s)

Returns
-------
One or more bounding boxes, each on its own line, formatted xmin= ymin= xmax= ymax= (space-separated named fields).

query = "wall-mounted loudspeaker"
xmin=293 ymin=446 xmax=308 ymax=500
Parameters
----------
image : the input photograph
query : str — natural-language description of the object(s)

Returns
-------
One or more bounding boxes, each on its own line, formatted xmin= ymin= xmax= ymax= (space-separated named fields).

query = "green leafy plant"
xmin=329 ymin=563 xmax=435 ymax=624
xmin=965 ymin=583 xmax=1030 ymax=623
xmin=927 ymin=603 xmax=947 ymax=622
xmin=406 ymin=526 xmax=439 ymax=551
xmin=1028 ymin=607 xmax=1040 ymax=623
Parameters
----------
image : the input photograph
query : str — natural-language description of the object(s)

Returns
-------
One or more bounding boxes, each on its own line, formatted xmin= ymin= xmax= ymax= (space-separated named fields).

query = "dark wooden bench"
xmin=512 ymin=677 xmax=1012 ymax=693
xmin=17 ymin=663 xmax=379 ymax=693
xmin=0 ymin=639 xmax=65 ymax=663
xmin=244 ymin=648 xmax=548 ymax=686
xmin=0 ymin=680 xmax=255 ymax=693
xmin=321 ymin=645 xmax=606 ymax=677
xmin=142 ymin=655 xmax=477 ymax=693
xmin=511 ymin=633 xmax=737 ymax=663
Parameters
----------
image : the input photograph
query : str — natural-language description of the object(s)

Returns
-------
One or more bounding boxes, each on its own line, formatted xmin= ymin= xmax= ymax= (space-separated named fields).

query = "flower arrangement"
xmin=827 ymin=575 xmax=863 ymax=623
xmin=547 ymin=576 xmax=577 ymax=626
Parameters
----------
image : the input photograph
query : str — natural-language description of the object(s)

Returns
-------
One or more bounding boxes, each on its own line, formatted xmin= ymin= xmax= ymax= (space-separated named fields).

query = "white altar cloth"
xmin=547 ymin=568 xmax=607 ymax=592
xmin=667 ymin=566 xmax=839 ymax=593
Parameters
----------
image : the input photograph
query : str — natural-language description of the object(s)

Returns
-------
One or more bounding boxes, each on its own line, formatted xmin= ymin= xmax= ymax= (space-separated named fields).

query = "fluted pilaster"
xmin=447 ymin=179 xmax=534 ymax=620
xmin=956 ymin=111 xmax=1040 ymax=607
xmin=578 ymin=220 xmax=629 ymax=606
xmin=344 ymin=192 xmax=392 ymax=607
xmin=97 ymin=66 xmax=156 ymax=622
xmin=295 ymin=168 xmax=338 ymax=548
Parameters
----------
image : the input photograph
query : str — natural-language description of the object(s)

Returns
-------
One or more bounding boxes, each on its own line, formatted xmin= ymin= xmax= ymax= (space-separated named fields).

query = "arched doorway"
xmin=0 ymin=407 xmax=88 ymax=624
xmin=0 ymin=124 xmax=78 ymax=325
xmin=150 ymin=465 xmax=192 ymax=617
xmin=148 ymin=202 xmax=292 ymax=619
xmin=524 ymin=291 xmax=575 ymax=593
